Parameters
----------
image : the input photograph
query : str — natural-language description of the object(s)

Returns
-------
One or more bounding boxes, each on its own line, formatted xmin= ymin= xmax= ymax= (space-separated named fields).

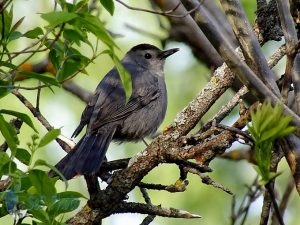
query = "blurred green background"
xmin=1 ymin=1 xmax=299 ymax=225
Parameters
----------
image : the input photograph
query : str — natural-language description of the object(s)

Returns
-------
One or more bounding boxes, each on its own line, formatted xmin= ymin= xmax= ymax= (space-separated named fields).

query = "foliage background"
xmin=0 ymin=0 xmax=299 ymax=225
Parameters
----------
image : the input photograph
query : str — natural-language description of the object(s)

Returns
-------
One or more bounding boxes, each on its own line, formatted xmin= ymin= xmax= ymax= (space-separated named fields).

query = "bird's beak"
xmin=158 ymin=48 xmax=179 ymax=59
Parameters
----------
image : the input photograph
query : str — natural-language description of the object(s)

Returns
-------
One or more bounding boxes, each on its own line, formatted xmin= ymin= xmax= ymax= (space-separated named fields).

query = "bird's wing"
xmin=89 ymin=69 xmax=161 ymax=132
xmin=71 ymin=97 xmax=97 ymax=137
xmin=72 ymin=63 xmax=161 ymax=136
xmin=72 ymin=67 xmax=126 ymax=137
xmin=91 ymin=84 xmax=160 ymax=128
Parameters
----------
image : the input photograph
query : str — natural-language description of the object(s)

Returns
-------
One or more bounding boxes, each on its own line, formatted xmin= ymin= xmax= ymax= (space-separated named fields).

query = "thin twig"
xmin=267 ymin=44 xmax=286 ymax=69
xmin=292 ymin=53 xmax=300 ymax=115
xmin=265 ymin=183 xmax=285 ymax=225
xmin=271 ymin=179 xmax=294 ymax=225
xmin=116 ymin=201 xmax=201 ymax=218
xmin=201 ymin=86 xmax=248 ymax=131
xmin=0 ymin=84 xmax=50 ymax=90
xmin=139 ymin=187 xmax=156 ymax=225
xmin=115 ymin=0 xmax=202 ymax=18
xmin=231 ymin=177 xmax=262 ymax=225
xmin=12 ymin=89 xmax=72 ymax=152
xmin=139 ymin=181 xmax=189 ymax=193
xmin=2 ymin=48 xmax=48 ymax=55
xmin=36 ymin=81 xmax=42 ymax=111
xmin=0 ymin=0 xmax=13 ymax=14
xmin=173 ymin=160 xmax=212 ymax=173
xmin=186 ymin=167 xmax=233 ymax=194
xmin=140 ymin=187 xmax=152 ymax=204
xmin=260 ymin=149 xmax=283 ymax=225
xmin=215 ymin=123 xmax=253 ymax=142
xmin=9 ymin=29 xmax=52 ymax=61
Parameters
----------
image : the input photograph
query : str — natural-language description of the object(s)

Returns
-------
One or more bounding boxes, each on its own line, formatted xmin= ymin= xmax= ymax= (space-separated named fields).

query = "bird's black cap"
xmin=130 ymin=43 xmax=160 ymax=52
xmin=130 ymin=43 xmax=179 ymax=59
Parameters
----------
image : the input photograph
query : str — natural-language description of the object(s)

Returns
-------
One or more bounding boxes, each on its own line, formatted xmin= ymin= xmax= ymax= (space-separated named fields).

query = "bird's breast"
xmin=114 ymin=88 xmax=167 ymax=141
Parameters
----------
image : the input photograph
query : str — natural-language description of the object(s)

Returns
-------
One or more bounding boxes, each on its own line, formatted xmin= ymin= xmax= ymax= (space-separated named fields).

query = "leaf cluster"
xmin=0 ymin=1 xmax=124 ymax=223
xmin=0 ymin=0 xmax=132 ymax=100
xmin=0 ymin=112 xmax=86 ymax=224
xmin=248 ymin=101 xmax=296 ymax=184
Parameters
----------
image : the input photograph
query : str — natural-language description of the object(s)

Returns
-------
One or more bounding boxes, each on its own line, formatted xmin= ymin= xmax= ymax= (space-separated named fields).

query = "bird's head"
xmin=123 ymin=44 xmax=179 ymax=75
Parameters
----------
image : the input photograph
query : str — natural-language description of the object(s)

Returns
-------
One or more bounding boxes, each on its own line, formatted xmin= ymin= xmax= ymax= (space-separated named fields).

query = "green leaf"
xmin=49 ymin=49 xmax=60 ymax=70
xmin=9 ymin=31 xmax=23 ymax=41
xmin=0 ymin=9 xmax=13 ymax=39
xmin=48 ymin=197 xmax=80 ymax=217
xmin=0 ymin=114 xmax=18 ymax=153
xmin=249 ymin=101 xmax=295 ymax=183
xmin=2 ymin=161 xmax=17 ymax=175
xmin=57 ymin=54 xmax=89 ymax=81
xmin=257 ymin=171 xmax=282 ymax=185
xmin=11 ymin=16 xmax=25 ymax=32
xmin=34 ymin=159 xmax=68 ymax=190
xmin=45 ymin=39 xmax=64 ymax=53
xmin=277 ymin=126 xmax=296 ymax=138
xmin=100 ymin=0 xmax=115 ymax=15
xmin=41 ymin=11 xmax=78 ymax=27
xmin=259 ymin=110 xmax=275 ymax=134
xmin=77 ymin=14 xmax=116 ymax=48
xmin=100 ymin=49 xmax=132 ymax=102
xmin=253 ymin=165 xmax=263 ymax=177
xmin=0 ymin=80 xmax=11 ymax=98
xmin=63 ymin=28 xmax=86 ymax=46
xmin=28 ymin=208 xmax=51 ymax=224
xmin=23 ymin=27 xmax=44 ymax=39
xmin=58 ymin=191 xmax=87 ymax=199
xmin=17 ymin=71 xmax=59 ymax=86
xmin=15 ymin=148 xmax=31 ymax=166
xmin=56 ymin=0 xmax=67 ymax=9
xmin=111 ymin=54 xmax=132 ymax=102
xmin=0 ymin=152 xmax=10 ymax=171
xmin=28 ymin=169 xmax=57 ymax=197
xmin=38 ymin=129 xmax=61 ymax=148
xmin=0 ymin=61 xmax=16 ymax=69
xmin=0 ymin=206 xmax=9 ymax=217
xmin=74 ymin=1 xmax=89 ymax=13
xmin=250 ymin=108 xmax=259 ymax=135
xmin=18 ymin=176 xmax=32 ymax=191
xmin=261 ymin=116 xmax=293 ymax=142
xmin=0 ymin=109 xmax=38 ymax=132
xmin=274 ymin=116 xmax=294 ymax=137
xmin=33 ymin=159 xmax=48 ymax=168
xmin=47 ymin=191 xmax=86 ymax=217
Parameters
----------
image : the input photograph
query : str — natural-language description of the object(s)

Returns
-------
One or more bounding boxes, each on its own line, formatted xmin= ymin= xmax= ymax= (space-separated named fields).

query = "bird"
xmin=50 ymin=44 xmax=179 ymax=180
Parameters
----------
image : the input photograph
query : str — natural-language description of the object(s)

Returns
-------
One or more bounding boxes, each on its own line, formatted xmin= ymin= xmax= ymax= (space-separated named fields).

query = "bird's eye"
xmin=144 ymin=53 xmax=152 ymax=59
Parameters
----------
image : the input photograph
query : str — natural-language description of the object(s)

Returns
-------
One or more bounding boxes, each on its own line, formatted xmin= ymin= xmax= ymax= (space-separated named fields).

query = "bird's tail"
xmin=49 ymin=129 xmax=115 ymax=180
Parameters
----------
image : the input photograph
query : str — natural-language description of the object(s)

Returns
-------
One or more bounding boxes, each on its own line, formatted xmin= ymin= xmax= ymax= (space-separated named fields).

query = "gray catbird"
xmin=50 ymin=44 xmax=179 ymax=179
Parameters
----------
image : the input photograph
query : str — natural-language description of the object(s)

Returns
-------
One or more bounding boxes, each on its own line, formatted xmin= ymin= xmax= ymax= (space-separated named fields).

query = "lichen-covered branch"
xmin=220 ymin=0 xmax=280 ymax=95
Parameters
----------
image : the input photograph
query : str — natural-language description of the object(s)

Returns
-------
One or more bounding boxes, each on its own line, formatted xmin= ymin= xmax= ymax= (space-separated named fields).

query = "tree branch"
xmin=12 ymin=89 xmax=72 ymax=152
xmin=275 ymin=0 xmax=299 ymax=102
xmin=220 ymin=0 xmax=280 ymax=96
xmin=182 ymin=0 xmax=300 ymax=128
xmin=115 ymin=202 xmax=201 ymax=219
